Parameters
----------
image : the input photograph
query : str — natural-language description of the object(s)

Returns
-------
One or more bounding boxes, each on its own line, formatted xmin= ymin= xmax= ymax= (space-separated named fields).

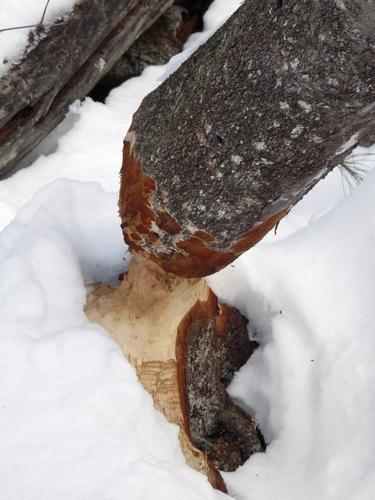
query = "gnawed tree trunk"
xmin=88 ymin=0 xmax=375 ymax=491
xmin=86 ymin=255 xmax=263 ymax=493
xmin=0 ymin=0 xmax=173 ymax=177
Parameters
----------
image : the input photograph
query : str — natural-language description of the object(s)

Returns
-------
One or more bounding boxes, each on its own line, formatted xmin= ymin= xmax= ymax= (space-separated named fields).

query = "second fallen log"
xmin=0 ymin=0 xmax=174 ymax=177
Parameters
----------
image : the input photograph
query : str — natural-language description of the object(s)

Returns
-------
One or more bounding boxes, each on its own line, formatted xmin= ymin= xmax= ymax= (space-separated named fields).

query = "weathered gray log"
xmin=0 ymin=0 xmax=174 ymax=177
xmin=92 ymin=2 xmax=206 ymax=98
xmin=120 ymin=0 xmax=375 ymax=278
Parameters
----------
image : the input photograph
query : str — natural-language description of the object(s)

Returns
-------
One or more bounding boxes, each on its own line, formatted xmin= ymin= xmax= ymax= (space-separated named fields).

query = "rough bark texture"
xmin=85 ymin=254 xmax=263 ymax=489
xmin=180 ymin=299 xmax=263 ymax=471
xmin=120 ymin=0 xmax=375 ymax=278
xmin=92 ymin=0 xmax=211 ymax=100
xmin=359 ymin=124 xmax=375 ymax=146
xmin=0 ymin=0 xmax=173 ymax=177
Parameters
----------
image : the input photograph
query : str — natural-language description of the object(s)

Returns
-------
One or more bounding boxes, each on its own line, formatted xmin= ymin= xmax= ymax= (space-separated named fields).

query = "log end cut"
xmin=119 ymin=134 xmax=287 ymax=278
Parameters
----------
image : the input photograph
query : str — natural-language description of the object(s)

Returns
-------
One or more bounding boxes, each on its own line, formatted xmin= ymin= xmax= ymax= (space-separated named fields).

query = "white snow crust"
xmin=1 ymin=1 xmax=375 ymax=499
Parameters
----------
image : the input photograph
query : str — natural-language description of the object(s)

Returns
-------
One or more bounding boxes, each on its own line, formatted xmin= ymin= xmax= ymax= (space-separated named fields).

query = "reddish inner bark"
xmin=120 ymin=139 xmax=288 ymax=278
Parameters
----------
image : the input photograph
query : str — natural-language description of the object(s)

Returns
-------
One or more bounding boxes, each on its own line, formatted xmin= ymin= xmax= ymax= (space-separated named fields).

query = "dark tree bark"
xmin=0 ymin=0 xmax=174 ymax=178
xmin=92 ymin=1 xmax=211 ymax=99
xmin=120 ymin=0 xmax=375 ymax=278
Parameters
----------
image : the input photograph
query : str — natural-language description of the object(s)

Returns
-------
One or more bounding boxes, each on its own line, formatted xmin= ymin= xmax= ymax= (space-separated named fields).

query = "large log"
xmin=0 ymin=0 xmax=174 ymax=177
xmin=120 ymin=0 xmax=375 ymax=278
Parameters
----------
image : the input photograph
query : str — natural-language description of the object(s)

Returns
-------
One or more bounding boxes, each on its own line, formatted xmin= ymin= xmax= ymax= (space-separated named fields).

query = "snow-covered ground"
xmin=0 ymin=0 xmax=77 ymax=75
xmin=1 ymin=1 xmax=375 ymax=499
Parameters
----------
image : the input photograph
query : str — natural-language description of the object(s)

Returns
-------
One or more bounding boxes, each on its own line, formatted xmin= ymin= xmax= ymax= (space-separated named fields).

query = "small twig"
xmin=0 ymin=24 xmax=41 ymax=34
xmin=40 ymin=0 xmax=51 ymax=24
xmin=0 ymin=21 xmax=65 ymax=34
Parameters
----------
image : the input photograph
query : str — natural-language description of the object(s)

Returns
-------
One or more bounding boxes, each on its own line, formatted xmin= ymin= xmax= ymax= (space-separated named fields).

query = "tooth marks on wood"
xmin=86 ymin=255 xmax=264 ymax=489
xmin=120 ymin=136 xmax=288 ymax=278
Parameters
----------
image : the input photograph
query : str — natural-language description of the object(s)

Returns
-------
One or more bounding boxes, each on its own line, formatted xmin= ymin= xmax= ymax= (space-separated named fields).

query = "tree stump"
xmin=86 ymin=255 xmax=263 ymax=492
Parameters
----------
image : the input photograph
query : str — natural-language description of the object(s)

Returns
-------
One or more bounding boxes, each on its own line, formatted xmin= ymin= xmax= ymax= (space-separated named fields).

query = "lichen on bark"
xmin=120 ymin=0 xmax=375 ymax=278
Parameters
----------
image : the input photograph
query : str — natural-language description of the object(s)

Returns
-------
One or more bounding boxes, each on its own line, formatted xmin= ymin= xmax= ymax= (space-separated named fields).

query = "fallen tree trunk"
xmin=120 ymin=0 xmax=375 ymax=277
xmin=88 ymin=0 xmax=375 ymax=491
xmin=86 ymin=255 xmax=263 ymax=493
xmin=0 ymin=0 xmax=173 ymax=177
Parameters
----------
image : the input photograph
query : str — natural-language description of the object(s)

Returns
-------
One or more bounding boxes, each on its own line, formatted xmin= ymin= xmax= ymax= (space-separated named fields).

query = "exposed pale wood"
xmin=90 ymin=0 xmax=375 ymax=488
xmin=85 ymin=254 xmax=262 ymax=490
xmin=85 ymin=254 xmax=222 ymax=488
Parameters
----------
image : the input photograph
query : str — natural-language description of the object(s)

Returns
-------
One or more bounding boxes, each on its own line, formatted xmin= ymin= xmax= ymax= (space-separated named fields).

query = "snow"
xmin=0 ymin=0 xmax=77 ymax=75
xmin=0 ymin=180 xmax=225 ymax=500
xmin=208 ymin=165 xmax=375 ymax=499
xmin=1 ymin=0 xmax=375 ymax=499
